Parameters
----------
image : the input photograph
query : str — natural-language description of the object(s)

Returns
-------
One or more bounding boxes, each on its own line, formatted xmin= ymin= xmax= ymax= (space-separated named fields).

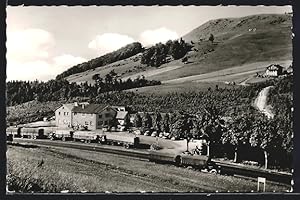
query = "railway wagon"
xmin=148 ymin=151 xmax=177 ymax=164
xmin=21 ymin=127 xmax=45 ymax=139
xmin=105 ymin=132 xmax=139 ymax=148
xmin=41 ymin=126 xmax=59 ymax=139
xmin=180 ymin=154 xmax=209 ymax=168
xmin=213 ymin=160 xmax=292 ymax=184
xmin=7 ymin=134 xmax=13 ymax=142
xmin=6 ymin=127 xmax=21 ymax=138
xmin=52 ymin=129 xmax=73 ymax=141
xmin=73 ymin=131 xmax=104 ymax=143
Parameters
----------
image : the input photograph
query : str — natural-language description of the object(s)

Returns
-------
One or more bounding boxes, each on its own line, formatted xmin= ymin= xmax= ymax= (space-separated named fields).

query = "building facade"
xmin=265 ymin=64 xmax=283 ymax=77
xmin=55 ymin=103 xmax=74 ymax=128
xmin=55 ymin=102 xmax=117 ymax=130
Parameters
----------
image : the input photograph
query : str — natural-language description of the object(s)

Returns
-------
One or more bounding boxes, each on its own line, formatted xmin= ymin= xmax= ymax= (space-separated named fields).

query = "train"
xmin=6 ymin=126 xmax=140 ymax=149
xmin=5 ymin=126 xmax=292 ymax=183
xmin=6 ymin=126 xmax=214 ymax=170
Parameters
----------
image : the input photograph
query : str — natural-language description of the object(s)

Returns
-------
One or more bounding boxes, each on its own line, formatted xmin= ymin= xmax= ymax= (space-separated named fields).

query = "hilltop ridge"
xmin=62 ymin=13 xmax=292 ymax=86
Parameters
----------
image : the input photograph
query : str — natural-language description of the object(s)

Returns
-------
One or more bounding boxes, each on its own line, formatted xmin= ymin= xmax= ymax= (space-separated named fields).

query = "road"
xmin=254 ymin=86 xmax=274 ymax=119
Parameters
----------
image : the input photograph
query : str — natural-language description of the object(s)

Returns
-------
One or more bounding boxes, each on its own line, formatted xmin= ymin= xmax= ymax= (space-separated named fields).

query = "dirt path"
xmin=254 ymin=86 xmax=274 ymax=119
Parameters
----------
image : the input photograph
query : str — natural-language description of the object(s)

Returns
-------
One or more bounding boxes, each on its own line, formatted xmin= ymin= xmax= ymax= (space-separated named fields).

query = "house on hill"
xmin=55 ymin=102 xmax=117 ymax=130
xmin=265 ymin=64 xmax=284 ymax=77
xmin=286 ymin=65 xmax=293 ymax=75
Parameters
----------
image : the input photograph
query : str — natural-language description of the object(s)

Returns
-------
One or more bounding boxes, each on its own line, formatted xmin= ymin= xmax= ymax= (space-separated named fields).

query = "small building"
xmin=265 ymin=64 xmax=284 ymax=77
xmin=115 ymin=111 xmax=130 ymax=131
xmin=116 ymin=111 xmax=129 ymax=126
xmin=286 ymin=65 xmax=293 ymax=74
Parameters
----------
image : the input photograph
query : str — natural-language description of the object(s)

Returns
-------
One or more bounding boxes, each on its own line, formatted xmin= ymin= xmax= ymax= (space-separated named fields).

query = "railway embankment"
xmin=7 ymin=142 xmax=290 ymax=193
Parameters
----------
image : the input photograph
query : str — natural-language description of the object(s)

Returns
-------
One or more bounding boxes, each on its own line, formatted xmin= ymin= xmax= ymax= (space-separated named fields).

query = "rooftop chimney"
xmin=82 ymin=104 xmax=85 ymax=109
xmin=74 ymin=102 xmax=79 ymax=107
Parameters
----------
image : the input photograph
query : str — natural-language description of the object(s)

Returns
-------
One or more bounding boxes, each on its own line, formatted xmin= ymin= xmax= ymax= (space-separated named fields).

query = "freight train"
xmin=6 ymin=126 xmax=214 ymax=170
xmin=6 ymin=126 xmax=140 ymax=149
xmin=5 ymin=126 xmax=292 ymax=184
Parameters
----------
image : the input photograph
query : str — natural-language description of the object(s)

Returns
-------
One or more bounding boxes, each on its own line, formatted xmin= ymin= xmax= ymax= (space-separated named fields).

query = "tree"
xmin=124 ymin=114 xmax=131 ymax=130
xmin=153 ymin=112 xmax=162 ymax=132
xmin=162 ymin=113 xmax=170 ymax=133
xmin=222 ymin=115 xmax=252 ymax=162
xmin=134 ymin=113 xmax=142 ymax=128
xmin=142 ymin=113 xmax=152 ymax=130
xmin=198 ymin=106 xmax=222 ymax=157
xmin=250 ymin=116 xmax=282 ymax=169
xmin=209 ymin=34 xmax=214 ymax=43
xmin=170 ymin=113 xmax=193 ymax=152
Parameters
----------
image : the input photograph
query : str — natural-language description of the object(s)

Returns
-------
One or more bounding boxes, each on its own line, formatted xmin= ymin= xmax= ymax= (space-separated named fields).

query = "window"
xmin=104 ymin=121 xmax=108 ymax=125
xmin=105 ymin=113 xmax=110 ymax=118
xmin=90 ymin=121 xmax=92 ymax=125
xmin=67 ymin=112 xmax=69 ymax=115
xmin=85 ymin=121 xmax=89 ymax=125
xmin=99 ymin=114 xmax=102 ymax=118
xmin=98 ymin=121 xmax=103 ymax=126
xmin=74 ymin=112 xmax=77 ymax=115
xmin=58 ymin=112 xmax=60 ymax=115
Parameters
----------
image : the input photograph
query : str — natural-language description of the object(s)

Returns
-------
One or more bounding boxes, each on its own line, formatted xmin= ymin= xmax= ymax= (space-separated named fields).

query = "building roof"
xmin=112 ymin=106 xmax=127 ymax=111
xmin=116 ymin=111 xmax=128 ymax=119
xmin=63 ymin=103 xmax=76 ymax=110
xmin=72 ymin=104 xmax=110 ymax=114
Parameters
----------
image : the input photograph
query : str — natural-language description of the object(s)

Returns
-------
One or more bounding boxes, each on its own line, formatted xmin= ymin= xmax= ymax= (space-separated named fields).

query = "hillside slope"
xmin=65 ymin=13 xmax=292 ymax=85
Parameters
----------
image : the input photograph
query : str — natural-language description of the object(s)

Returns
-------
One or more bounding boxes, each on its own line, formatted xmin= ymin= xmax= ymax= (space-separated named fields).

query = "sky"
xmin=6 ymin=6 xmax=292 ymax=81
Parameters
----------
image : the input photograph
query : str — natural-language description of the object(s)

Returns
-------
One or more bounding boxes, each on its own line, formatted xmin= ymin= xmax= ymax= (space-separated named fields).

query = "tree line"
xmin=6 ymin=71 xmax=161 ymax=106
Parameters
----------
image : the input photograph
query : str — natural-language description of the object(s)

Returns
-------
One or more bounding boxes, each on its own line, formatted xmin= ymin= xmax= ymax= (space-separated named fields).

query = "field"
xmin=7 ymin=143 xmax=290 ymax=193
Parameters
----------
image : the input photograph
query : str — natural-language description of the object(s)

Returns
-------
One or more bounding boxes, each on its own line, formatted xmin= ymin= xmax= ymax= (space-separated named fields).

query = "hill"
xmin=56 ymin=42 xmax=143 ymax=80
xmin=7 ymin=100 xmax=64 ymax=125
xmin=63 ymin=13 xmax=292 ymax=87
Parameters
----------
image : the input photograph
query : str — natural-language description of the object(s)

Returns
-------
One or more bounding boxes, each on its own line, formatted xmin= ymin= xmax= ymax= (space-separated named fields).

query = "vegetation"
xmin=208 ymin=34 xmax=214 ymax=43
xmin=141 ymin=38 xmax=192 ymax=67
xmin=56 ymin=42 xmax=143 ymax=79
xmin=89 ymin=77 xmax=292 ymax=169
xmin=7 ymin=100 xmax=64 ymax=125
xmin=6 ymin=71 xmax=161 ymax=106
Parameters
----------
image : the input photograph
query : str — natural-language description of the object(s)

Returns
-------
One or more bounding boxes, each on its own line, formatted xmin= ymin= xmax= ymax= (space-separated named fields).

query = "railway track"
xmin=11 ymin=138 xmax=292 ymax=185
xmin=12 ymin=138 xmax=151 ymax=160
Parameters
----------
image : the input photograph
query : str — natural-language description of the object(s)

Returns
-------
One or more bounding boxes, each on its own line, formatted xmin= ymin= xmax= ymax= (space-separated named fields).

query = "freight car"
xmin=6 ymin=127 xmax=21 ymax=138
xmin=41 ymin=126 xmax=59 ymax=139
xmin=6 ymin=128 xmax=14 ymax=142
xmin=20 ymin=127 xmax=46 ymax=139
xmin=104 ymin=132 xmax=139 ymax=148
xmin=148 ymin=151 xmax=218 ymax=172
xmin=51 ymin=129 xmax=73 ymax=141
xmin=73 ymin=131 xmax=104 ymax=143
